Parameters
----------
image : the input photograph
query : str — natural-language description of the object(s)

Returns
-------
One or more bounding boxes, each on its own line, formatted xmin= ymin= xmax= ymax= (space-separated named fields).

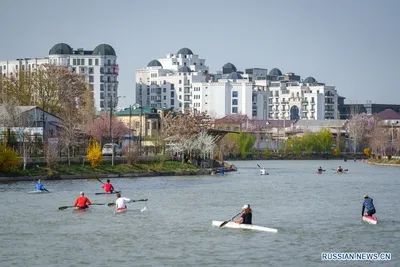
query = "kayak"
xmin=260 ymin=169 xmax=268 ymax=175
xmin=212 ymin=221 xmax=278 ymax=233
xmin=95 ymin=191 xmax=121 ymax=195
xmin=28 ymin=190 xmax=50 ymax=194
xmin=362 ymin=215 xmax=378 ymax=225
xmin=114 ymin=208 xmax=127 ymax=214
xmin=316 ymin=171 xmax=323 ymax=174
xmin=74 ymin=207 xmax=89 ymax=212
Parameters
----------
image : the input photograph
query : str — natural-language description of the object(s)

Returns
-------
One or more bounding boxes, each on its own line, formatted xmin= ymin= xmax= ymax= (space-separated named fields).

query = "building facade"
xmin=135 ymin=48 xmax=339 ymax=120
xmin=0 ymin=43 xmax=118 ymax=111
xmin=338 ymin=102 xmax=400 ymax=119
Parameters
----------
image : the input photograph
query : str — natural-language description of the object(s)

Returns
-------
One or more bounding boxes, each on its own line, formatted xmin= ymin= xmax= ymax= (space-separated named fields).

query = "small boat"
xmin=114 ymin=208 xmax=127 ymax=214
xmin=260 ymin=169 xmax=268 ymax=175
xmin=28 ymin=190 xmax=50 ymax=194
xmin=362 ymin=215 xmax=378 ymax=225
xmin=212 ymin=221 xmax=278 ymax=233
xmin=95 ymin=191 xmax=121 ymax=195
xmin=74 ymin=207 xmax=89 ymax=212
xmin=316 ymin=171 xmax=323 ymax=174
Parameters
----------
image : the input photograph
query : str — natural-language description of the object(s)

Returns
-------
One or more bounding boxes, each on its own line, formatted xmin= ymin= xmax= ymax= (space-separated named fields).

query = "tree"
xmin=85 ymin=114 xmax=130 ymax=145
xmin=163 ymin=109 xmax=212 ymax=139
xmin=86 ymin=139 xmax=103 ymax=168
xmin=0 ymin=144 xmax=21 ymax=173
xmin=237 ymin=132 xmax=255 ymax=159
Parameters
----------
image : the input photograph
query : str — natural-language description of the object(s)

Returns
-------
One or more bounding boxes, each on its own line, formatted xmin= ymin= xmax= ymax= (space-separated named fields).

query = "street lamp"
xmin=132 ymin=102 xmax=143 ymax=156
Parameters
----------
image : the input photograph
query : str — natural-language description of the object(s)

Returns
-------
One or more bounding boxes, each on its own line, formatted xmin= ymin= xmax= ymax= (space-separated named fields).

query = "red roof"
xmin=376 ymin=109 xmax=400 ymax=120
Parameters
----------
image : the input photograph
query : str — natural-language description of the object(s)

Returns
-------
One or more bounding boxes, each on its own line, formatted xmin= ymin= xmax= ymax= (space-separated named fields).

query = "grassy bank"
xmin=2 ymin=161 xmax=200 ymax=177
xmin=367 ymin=158 xmax=400 ymax=166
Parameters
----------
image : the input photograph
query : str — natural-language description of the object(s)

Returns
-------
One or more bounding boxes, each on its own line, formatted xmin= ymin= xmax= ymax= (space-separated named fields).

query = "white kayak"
xmin=28 ymin=190 xmax=50 ymax=194
xmin=362 ymin=215 xmax=378 ymax=225
xmin=260 ymin=169 xmax=268 ymax=175
xmin=212 ymin=221 xmax=278 ymax=233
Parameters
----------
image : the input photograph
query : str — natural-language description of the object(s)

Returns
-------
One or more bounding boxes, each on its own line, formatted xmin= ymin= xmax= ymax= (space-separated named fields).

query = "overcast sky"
xmin=1 ymin=0 xmax=399 ymax=107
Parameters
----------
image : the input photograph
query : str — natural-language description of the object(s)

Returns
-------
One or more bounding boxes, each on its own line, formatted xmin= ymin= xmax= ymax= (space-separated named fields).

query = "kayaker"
xmin=233 ymin=204 xmax=252 ymax=225
xmin=317 ymin=166 xmax=323 ymax=172
xmin=115 ymin=192 xmax=131 ymax=211
xmin=362 ymin=194 xmax=376 ymax=217
xmin=337 ymin=166 xmax=343 ymax=173
xmin=73 ymin=192 xmax=92 ymax=210
xmin=102 ymin=179 xmax=115 ymax=193
xmin=35 ymin=179 xmax=47 ymax=191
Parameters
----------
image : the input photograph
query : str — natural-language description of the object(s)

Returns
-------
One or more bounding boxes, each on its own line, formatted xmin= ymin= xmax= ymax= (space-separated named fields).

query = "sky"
xmin=0 ymin=0 xmax=399 ymax=108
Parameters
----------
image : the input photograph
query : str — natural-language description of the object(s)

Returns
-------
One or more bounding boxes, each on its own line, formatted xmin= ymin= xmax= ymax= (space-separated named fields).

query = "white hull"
xmin=362 ymin=215 xmax=378 ymax=225
xmin=28 ymin=190 xmax=49 ymax=194
xmin=260 ymin=169 xmax=268 ymax=175
xmin=212 ymin=221 xmax=278 ymax=233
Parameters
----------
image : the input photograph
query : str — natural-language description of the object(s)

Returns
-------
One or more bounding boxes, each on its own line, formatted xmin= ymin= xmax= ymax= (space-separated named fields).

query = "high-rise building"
xmin=135 ymin=48 xmax=339 ymax=120
xmin=0 ymin=43 xmax=118 ymax=110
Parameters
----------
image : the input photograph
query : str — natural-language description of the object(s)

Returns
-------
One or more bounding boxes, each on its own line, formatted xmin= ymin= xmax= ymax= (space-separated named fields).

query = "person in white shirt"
xmin=115 ymin=193 xmax=131 ymax=211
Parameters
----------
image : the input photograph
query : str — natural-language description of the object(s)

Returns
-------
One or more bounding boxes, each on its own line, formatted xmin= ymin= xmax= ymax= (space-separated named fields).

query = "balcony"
xmin=104 ymin=63 xmax=118 ymax=67
xmin=301 ymin=100 xmax=308 ymax=104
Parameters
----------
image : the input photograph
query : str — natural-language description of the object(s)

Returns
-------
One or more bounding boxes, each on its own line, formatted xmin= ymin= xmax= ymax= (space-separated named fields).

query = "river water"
xmin=0 ymin=160 xmax=399 ymax=267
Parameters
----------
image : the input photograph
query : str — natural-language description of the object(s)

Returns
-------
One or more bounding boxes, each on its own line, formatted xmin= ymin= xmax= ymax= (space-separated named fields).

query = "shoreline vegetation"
xmin=0 ymin=161 xmax=208 ymax=182
xmin=367 ymin=158 xmax=400 ymax=167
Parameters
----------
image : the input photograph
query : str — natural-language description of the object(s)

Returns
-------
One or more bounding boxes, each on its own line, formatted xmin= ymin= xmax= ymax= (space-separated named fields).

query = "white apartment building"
xmin=135 ymin=50 xmax=268 ymax=118
xmin=0 ymin=43 xmax=118 ymax=110
xmin=135 ymin=49 xmax=338 ymax=120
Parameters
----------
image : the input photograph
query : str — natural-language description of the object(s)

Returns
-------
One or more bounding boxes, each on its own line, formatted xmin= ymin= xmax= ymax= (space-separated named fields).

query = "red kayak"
xmin=362 ymin=215 xmax=378 ymax=224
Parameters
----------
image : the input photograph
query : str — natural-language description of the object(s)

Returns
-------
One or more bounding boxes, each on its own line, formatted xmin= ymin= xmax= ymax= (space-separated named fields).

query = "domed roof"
xmin=147 ymin=59 xmax=162 ymax=67
xmin=269 ymin=68 xmax=282 ymax=76
xmin=222 ymin=62 xmax=237 ymax=74
xmin=177 ymin=47 xmax=193 ymax=55
xmin=49 ymin=43 xmax=73 ymax=55
xmin=303 ymin=76 xmax=317 ymax=83
xmin=227 ymin=72 xmax=243 ymax=80
xmin=178 ymin=66 xmax=192 ymax=72
xmin=93 ymin=44 xmax=116 ymax=56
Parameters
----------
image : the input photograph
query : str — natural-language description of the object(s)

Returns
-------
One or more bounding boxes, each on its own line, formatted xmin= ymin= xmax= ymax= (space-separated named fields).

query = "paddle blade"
xmin=344 ymin=169 xmax=348 ymax=171
xmin=58 ymin=206 xmax=73 ymax=210
xmin=219 ymin=221 xmax=229 ymax=227
xmin=132 ymin=199 xmax=148 ymax=202
xmin=108 ymin=203 xmax=116 ymax=207
xmin=91 ymin=203 xmax=106 ymax=206
xmin=257 ymin=164 xmax=261 ymax=168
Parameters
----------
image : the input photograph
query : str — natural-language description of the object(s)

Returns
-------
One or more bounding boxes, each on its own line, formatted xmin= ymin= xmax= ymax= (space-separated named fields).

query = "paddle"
xmin=58 ymin=203 xmax=106 ymax=210
xmin=219 ymin=212 xmax=242 ymax=227
xmin=107 ymin=198 xmax=148 ymax=207
xmin=331 ymin=169 xmax=348 ymax=171
xmin=42 ymin=188 xmax=50 ymax=193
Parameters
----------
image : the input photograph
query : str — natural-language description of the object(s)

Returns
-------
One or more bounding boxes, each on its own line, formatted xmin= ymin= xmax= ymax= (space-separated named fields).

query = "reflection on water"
xmin=0 ymin=160 xmax=399 ymax=267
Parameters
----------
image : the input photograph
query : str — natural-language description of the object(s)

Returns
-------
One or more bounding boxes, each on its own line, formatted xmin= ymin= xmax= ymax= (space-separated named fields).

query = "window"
xmin=232 ymin=107 xmax=238 ymax=113
xmin=73 ymin=59 xmax=77 ymax=65
xmin=232 ymin=99 xmax=238 ymax=105
xmin=163 ymin=88 xmax=166 ymax=93
xmin=100 ymin=84 xmax=104 ymax=91
xmin=89 ymin=76 xmax=94 ymax=83
xmin=163 ymin=96 xmax=166 ymax=100
xmin=81 ymin=59 xmax=85 ymax=65
xmin=100 ymin=93 xmax=104 ymax=99
xmin=100 ymin=67 xmax=104 ymax=74
xmin=89 ymin=67 xmax=94 ymax=74
xmin=89 ymin=84 xmax=94 ymax=90
xmin=107 ymin=59 xmax=111 ymax=65
xmin=100 ymin=101 xmax=104 ymax=108
xmin=179 ymin=95 xmax=182 ymax=100
xmin=171 ymin=91 xmax=174 ymax=97
xmin=232 ymin=91 xmax=238 ymax=97
xmin=171 ymin=99 xmax=174 ymax=105
xmin=179 ymin=88 xmax=182 ymax=92
xmin=311 ymin=97 xmax=315 ymax=103
xmin=179 ymin=103 xmax=182 ymax=108
xmin=179 ymin=80 xmax=182 ymax=84
xmin=89 ymin=59 xmax=92 ymax=65
xmin=95 ymin=59 xmax=99 ymax=65
xmin=100 ymin=75 xmax=104 ymax=82
xmin=72 ymin=67 xmax=76 ymax=72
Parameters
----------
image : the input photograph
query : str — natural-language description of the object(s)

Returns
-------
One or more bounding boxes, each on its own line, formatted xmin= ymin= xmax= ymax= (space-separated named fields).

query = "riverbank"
xmin=0 ymin=161 xmax=212 ymax=182
xmin=367 ymin=158 xmax=400 ymax=167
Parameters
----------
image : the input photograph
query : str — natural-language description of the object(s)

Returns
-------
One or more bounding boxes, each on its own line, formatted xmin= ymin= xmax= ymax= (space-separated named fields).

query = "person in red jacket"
xmin=74 ymin=192 xmax=92 ymax=210
xmin=102 ymin=179 xmax=115 ymax=193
